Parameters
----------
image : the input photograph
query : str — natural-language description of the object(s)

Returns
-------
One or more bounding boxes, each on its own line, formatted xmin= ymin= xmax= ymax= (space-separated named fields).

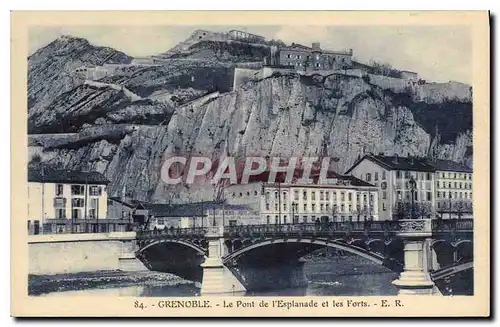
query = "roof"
xmin=345 ymin=155 xmax=472 ymax=174
xmin=430 ymin=159 xmax=472 ymax=173
xmin=108 ymin=197 xmax=145 ymax=208
xmin=28 ymin=167 xmax=109 ymax=185
xmin=139 ymin=201 xmax=254 ymax=218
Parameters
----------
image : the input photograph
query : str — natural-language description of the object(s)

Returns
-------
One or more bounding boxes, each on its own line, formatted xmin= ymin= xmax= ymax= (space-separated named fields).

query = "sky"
xmin=29 ymin=25 xmax=471 ymax=84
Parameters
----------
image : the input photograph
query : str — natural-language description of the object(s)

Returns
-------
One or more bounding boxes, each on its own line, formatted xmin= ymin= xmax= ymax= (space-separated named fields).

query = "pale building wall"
xmin=261 ymin=184 xmax=379 ymax=223
xmin=349 ymin=160 xmax=392 ymax=219
xmin=435 ymin=170 xmax=473 ymax=218
xmin=28 ymin=182 xmax=108 ymax=233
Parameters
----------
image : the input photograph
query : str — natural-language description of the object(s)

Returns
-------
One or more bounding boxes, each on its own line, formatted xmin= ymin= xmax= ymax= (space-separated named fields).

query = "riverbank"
xmin=29 ymin=270 xmax=193 ymax=296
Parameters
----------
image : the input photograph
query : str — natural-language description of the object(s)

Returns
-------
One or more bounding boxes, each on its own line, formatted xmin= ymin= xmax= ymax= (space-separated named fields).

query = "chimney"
xmin=312 ymin=42 xmax=321 ymax=52
xmin=394 ymin=154 xmax=399 ymax=164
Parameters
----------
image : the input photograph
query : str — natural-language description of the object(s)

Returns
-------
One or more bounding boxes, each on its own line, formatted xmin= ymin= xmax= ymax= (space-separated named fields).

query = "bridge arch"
xmin=223 ymin=238 xmax=390 ymax=267
xmin=138 ymin=239 xmax=207 ymax=255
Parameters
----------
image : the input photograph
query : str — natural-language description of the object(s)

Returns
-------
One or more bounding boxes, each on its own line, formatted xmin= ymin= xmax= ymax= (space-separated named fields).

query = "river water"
xmin=34 ymin=256 xmax=401 ymax=297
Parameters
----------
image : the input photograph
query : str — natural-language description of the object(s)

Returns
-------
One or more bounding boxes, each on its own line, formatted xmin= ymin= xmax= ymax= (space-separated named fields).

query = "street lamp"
xmin=292 ymin=201 xmax=296 ymax=224
xmin=409 ymin=176 xmax=417 ymax=219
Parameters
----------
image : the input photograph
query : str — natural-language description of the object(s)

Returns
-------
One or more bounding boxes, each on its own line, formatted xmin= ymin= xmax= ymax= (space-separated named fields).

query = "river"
xmin=30 ymin=255 xmax=402 ymax=297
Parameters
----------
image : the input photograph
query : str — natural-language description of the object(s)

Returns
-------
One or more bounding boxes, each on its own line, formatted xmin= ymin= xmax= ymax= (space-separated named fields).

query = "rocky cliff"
xmin=27 ymin=36 xmax=473 ymax=203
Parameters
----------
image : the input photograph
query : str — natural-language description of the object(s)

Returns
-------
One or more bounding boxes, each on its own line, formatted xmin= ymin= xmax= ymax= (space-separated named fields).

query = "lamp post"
xmin=292 ymin=201 xmax=296 ymax=224
xmin=409 ymin=176 xmax=417 ymax=219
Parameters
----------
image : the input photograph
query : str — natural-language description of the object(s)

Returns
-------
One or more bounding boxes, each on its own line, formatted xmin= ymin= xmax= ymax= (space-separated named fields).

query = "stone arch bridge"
xmin=135 ymin=219 xmax=473 ymax=295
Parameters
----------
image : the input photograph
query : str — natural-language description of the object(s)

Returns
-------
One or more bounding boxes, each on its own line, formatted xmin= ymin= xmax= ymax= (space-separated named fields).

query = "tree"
xmin=452 ymin=200 xmax=473 ymax=219
xmin=393 ymin=200 xmax=434 ymax=220
xmin=369 ymin=60 xmax=402 ymax=78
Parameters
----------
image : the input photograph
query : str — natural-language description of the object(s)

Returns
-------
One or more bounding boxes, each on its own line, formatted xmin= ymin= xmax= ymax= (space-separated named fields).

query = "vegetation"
xmin=369 ymin=60 xmax=402 ymax=78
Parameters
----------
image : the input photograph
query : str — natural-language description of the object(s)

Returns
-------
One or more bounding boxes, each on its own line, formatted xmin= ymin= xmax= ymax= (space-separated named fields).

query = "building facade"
xmin=28 ymin=168 xmax=109 ymax=234
xmin=228 ymin=30 xmax=265 ymax=43
xmin=276 ymin=42 xmax=353 ymax=71
xmin=345 ymin=155 xmax=473 ymax=220
xmin=225 ymin=175 xmax=379 ymax=224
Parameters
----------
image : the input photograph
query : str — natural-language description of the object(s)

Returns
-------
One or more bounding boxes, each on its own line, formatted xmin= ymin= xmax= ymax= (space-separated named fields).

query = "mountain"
xmin=28 ymin=35 xmax=133 ymax=131
xmin=27 ymin=34 xmax=473 ymax=203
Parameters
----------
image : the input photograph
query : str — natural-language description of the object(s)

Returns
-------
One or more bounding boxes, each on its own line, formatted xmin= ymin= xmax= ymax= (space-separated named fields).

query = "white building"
xmin=28 ymin=168 xmax=109 ymax=234
xmin=225 ymin=172 xmax=379 ymax=224
xmin=345 ymin=154 xmax=473 ymax=219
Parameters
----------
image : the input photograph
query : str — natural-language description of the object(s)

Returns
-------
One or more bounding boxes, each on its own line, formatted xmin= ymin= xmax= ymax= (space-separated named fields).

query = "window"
xmin=437 ymin=191 xmax=441 ymax=198
xmin=437 ymin=181 xmax=440 ymax=188
xmin=459 ymin=182 xmax=462 ymax=189
xmin=448 ymin=182 xmax=452 ymax=188
xmin=303 ymin=204 xmax=307 ymax=211
xmin=275 ymin=203 xmax=278 ymax=211
xmin=375 ymin=172 xmax=379 ymax=181
xmin=382 ymin=171 xmax=386 ymax=180
xmin=89 ymin=186 xmax=101 ymax=196
xmin=239 ymin=192 xmax=243 ymax=197
xmin=71 ymin=208 xmax=82 ymax=219
xmin=287 ymin=54 xmax=291 ymax=58
xmin=320 ymin=204 xmax=324 ymax=212
xmin=266 ymin=203 xmax=270 ymax=210
xmin=274 ymin=192 xmax=278 ymax=200
xmin=341 ymin=192 xmax=345 ymax=201
xmin=283 ymin=215 xmax=287 ymax=224
xmin=348 ymin=193 xmax=352 ymax=201
xmin=71 ymin=198 xmax=84 ymax=208
xmin=266 ymin=216 xmax=270 ymax=224
xmin=459 ymin=192 xmax=463 ymax=198
xmin=316 ymin=63 xmax=320 ymax=68
xmin=366 ymin=173 xmax=371 ymax=182
xmin=397 ymin=190 xmax=402 ymax=200
xmin=427 ymin=192 xmax=432 ymax=201
xmin=382 ymin=203 xmax=387 ymax=211
xmin=348 ymin=205 xmax=352 ymax=213
xmin=55 ymin=209 xmax=65 ymax=219
xmin=71 ymin=185 xmax=85 ymax=195
xmin=311 ymin=192 xmax=316 ymax=200
xmin=341 ymin=204 xmax=345 ymax=212
xmin=275 ymin=215 xmax=279 ymax=224
xmin=396 ymin=171 xmax=402 ymax=179
xmin=404 ymin=171 xmax=410 ymax=179
xmin=246 ymin=191 xmax=250 ymax=196
xmin=320 ymin=191 xmax=324 ymax=200
xmin=427 ymin=173 xmax=432 ymax=180
xmin=382 ymin=191 xmax=387 ymax=200
xmin=312 ymin=204 xmax=316 ymax=212
xmin=283 ymin=204 xmax=287 ymax=211
xmin=316 ymin=55 xmax=320 ymax=60
xmin=294 ymin=191 xmax=299 ymax=201
xmin=326 ymin=204 xmax=330 ymax=211
xmin=283 ymin=192 xmax=288 ymax=201
xmin=55 ymin=184 xmax=64 ymax=196
xmin=157 ymin=218 xmax=164 ymax=225
xmin=254 ymin=191 xmax=258 ymax=196
xmin=54 ymin=197 xmax=66 ymax=208
xmin=303 ymin=216 xmax=308 ymax=223
xmin=438 ymin=203 xmax=441 ymax=209
xmin=325 ymin=192 xmax=329 ymax=201
xmin=303 ymin=191 xmax=307 ymax=200
xmin=265 ymin=192 xmax=270 ymax=201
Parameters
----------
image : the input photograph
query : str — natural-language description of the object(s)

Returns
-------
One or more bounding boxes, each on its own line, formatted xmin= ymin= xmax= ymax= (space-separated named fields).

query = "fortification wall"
xmin=233 ymin=68 xmax=262 ymax=89
xmin=367 ymin=74 xmax=411 ymax=93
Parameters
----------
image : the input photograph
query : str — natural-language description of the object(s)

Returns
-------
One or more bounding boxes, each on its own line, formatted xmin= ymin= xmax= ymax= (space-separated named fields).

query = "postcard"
xmin=11 ymin=11 xmax=490 ymax=317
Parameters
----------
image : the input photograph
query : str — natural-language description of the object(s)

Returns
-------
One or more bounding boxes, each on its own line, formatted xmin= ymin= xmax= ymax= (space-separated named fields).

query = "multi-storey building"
xmin=276 ymin=42 xmax=353 ymax=71
xmin=225 ymin=173 xmax=378 ymax=224
xmin=28 ymin=168 xmax=109 ymax=234
xmin=345 ymin=154 xmax=473 ymax=219
xmin=433 ymin=160 xmax=473 ymax=219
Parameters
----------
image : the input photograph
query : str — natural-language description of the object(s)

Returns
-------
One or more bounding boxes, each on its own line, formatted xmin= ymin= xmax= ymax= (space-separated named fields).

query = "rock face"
xmin=27 ymin=36 xmax=473 ymax=203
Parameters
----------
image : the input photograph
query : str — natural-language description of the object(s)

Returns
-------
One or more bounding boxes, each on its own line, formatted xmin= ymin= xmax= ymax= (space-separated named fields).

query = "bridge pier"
xmin=392 ymin=220 xmax=439 ymax=295
xmin=119 ymin=239 xmax=147 ymax=272
xmin=200 ymin=227 xmax=246 ymax=295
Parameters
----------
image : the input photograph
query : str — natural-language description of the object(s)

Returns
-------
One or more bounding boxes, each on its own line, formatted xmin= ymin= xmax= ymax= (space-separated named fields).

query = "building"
xmin=276 ymin=42 xmax=353 ymax=71
xmin=400 ymin=70 xmax=419 ymax=82
xmin=228 ymin=30 xmax=265 ymax=43
xmin=345 ymin=154 xmax=473 ymax=219
xmin=28 ymin=168 xmax=109 ymax=234
xmin=140 ymin=201 xmax=260 ymax=230
xmin=432 ymin=160 xmax=473 ymax=219
xmin=225 ymin=171 xmax=379 ymax=224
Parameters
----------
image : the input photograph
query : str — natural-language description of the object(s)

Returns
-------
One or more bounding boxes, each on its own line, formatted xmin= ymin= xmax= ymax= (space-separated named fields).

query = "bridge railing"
xmin=136 ymin=226 xmax=208 ymax=240
xmin=432 ymin=218 xmax=473 ymax=232
xmin=135 ymin=218 xmax=473 ymax=240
